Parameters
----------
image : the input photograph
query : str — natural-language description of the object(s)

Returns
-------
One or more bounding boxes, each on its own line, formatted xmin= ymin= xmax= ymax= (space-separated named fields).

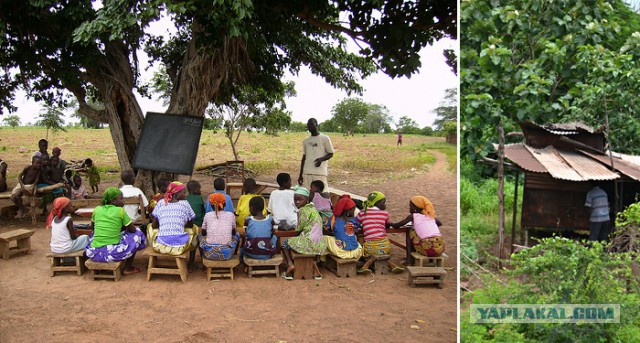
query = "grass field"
xmin=0 ymin=127 xmax=455 ymax=184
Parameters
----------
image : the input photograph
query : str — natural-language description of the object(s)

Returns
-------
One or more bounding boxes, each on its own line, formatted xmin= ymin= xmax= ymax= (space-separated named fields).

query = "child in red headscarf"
xmin=324 ymin=194 xmax=362 ymax=259
xmin=392 ymin=196 xmax=444 ymax=257
xmin=199 ymin=192 xmax=239 ymax=260
xmin=48 ymin=197 xmax=90 ymax=253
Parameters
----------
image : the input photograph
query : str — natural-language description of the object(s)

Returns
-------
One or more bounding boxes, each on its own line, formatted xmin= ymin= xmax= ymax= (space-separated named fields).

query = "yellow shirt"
xmin=236 ymin=194 xmax=267 ymax=227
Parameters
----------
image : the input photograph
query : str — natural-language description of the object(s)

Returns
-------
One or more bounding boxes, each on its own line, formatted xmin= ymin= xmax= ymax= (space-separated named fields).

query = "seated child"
xmin=355 ymin=191 xmax=403 ymax=273
xmin=11 ymin=156 xmax=42 ymax=219
xmin=205 ymin=177 xmax=234 ymax=213
xmin=324 ymin=194 xmax=363 ymax=260
xmin=281 ymin=186 xmax=327 ymax=280
xmin=146 ymin=177 xmax=170 ymax=214
xmin=70 ymin=174 xmax=89 ymax=200
xmin=392 ymin=196 xmax=444 ymax=257
xmin=84 ymin=158 xmax=100 ymax=193
xmin=242 ymin=197 xmax=277 ymax=260
xmin=186 ymin=180 xmax=205 ymax=228
xmin=119 ymin=170 xmax=149 ymax=224
xmin=0 ymin=158 xmax=7 ymax=192
xmin=199 ymin=193 xmax=239 ymax=260
xmin=49 ymin=197 xmax=90 ymax=253
xmin=267 ymin=173 xmax=297 ymax=230
xmin=309 ymin=180 xmax=333 ymax=224
xmin=235 ymin=178 xmax=266 ymax=228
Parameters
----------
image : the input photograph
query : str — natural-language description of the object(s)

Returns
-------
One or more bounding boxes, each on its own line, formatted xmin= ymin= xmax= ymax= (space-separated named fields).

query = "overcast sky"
xmin=10 ymin=23 xmax=458 ymax=129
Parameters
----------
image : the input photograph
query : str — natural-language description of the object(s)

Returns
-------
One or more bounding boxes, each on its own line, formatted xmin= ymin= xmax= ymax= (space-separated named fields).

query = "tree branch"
xmin=66 ymin=83 xmax=108 ymax=123
xmin=296 ymin=7 xmax=363 ymax=41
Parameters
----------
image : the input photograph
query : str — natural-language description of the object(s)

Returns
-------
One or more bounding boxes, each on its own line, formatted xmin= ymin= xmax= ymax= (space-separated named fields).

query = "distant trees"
xmin=432 ymin=87 xmax=457 ymax=131
xmin=36 ymin=105 xmax=67 ymax=138
xmin=325 ymin=97 xmax=394 ymax=135
xmin=3 ymin=115 xmax=20 ymax=128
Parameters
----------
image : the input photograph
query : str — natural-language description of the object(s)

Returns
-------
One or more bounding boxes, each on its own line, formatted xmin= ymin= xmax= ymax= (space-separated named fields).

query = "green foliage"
xmin=461 ymin=0 xmax=640 ymax=163
xmin=432 ymin=87 xmax=457 ymax=131
xmin=3 ymin=115 xmax=20 ymax=128
xmin=35 ymin=105 xmax=67 ymax=136
xmin=461 ymin=238 xmax=640 ymax=342
xmin=287 ymin=121 xmax=307 ymax=132
xmin=331 ymin=97 xmax=370 ymax=135
xmin=615 ymin=200 xmax=640 ymax=228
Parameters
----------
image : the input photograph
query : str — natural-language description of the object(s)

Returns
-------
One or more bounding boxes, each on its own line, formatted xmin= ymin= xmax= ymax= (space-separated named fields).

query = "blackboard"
xmin=132 ymin=112 xmax=204 ymax=175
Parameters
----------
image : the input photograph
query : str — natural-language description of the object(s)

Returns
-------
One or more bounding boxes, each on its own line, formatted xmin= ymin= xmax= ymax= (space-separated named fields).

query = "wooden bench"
xmin=407 ymin=266 xmax=447 ymax=288
xmin=326 ymin=255 xmax=358 ymax=278
xmin=46 ymin=250 xmax=85 ymax=276
xmin=0 ymin=229 xmax=35 ymax=260
xmin=202 ymin=255 xmax=240 ymax=281
xmin=411 ymin=252 xmax=448 ymax=267
xmin=146 ymin=248 xmax=189 ymax=283
xmin=244 ymin=254 xmax=283 ymax=278
xmin=373 ymin=254 xmax=391 ymax=275
xmin=85 ymin=259 xmax=124 ymax=281
xmin=292 ymin=251 xmax=316 ymax=280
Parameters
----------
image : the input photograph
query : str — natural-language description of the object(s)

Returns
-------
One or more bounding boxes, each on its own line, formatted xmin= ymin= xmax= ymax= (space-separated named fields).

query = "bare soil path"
xmin=0 ymin=150 xmax=457 ymax=342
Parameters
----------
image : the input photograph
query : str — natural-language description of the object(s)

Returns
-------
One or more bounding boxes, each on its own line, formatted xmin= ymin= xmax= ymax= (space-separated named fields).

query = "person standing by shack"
xmin=298 ymin=118 xmax=334 ymax=189
xmin=585 ymin=184 xmax=611 ymax=242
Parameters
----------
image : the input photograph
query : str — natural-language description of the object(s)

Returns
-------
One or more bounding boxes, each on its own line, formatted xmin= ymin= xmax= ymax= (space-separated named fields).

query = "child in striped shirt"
xmin=355 ymin=191 xmax=403 ymax=273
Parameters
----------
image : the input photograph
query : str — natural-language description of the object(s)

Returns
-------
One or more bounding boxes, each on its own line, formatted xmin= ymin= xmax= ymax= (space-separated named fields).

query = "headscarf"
xmin=46 ymin=197 xmax=71 ymax=229
xmin=164 ymin=181 xmax=185 ymax=205
xmin=363 ymin=191 xmax=385 ymax=212
xmin=293 ymin=185 xmax=310 ymax=197
xmin=411 ymin=196 xmax=436 ymax=218
xmin=209 ymin=193 xmax=226 ymax=211
xmin=102 ymin=187 xmax=122 ymax=206
xmin=333 ymin=194 xmax=356 ymax=216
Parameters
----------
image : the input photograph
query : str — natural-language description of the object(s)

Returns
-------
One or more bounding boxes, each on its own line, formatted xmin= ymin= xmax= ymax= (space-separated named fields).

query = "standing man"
xmin=397 ymin=130 xmax=403 ymax=147
xmin=298 ymin=118 xmax=334 ymax=189
xmin=585 ymin=184 xmax=611 ymax=242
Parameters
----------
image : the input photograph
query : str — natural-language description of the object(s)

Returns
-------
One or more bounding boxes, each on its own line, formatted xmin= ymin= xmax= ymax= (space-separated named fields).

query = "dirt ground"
xmin=0 ymin=151 xmax=457 ymax=343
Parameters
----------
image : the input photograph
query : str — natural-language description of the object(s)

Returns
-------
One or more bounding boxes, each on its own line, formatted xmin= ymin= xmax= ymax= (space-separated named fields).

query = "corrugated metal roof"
xmin=520 ymin=121 xmax=605 ymax=134
xmin=501 ymin=143 xmax=621 ymax=181
xmin=502 ymin=144 xmax=546 ymax=173
xmin=579 ymin=150 xmax=640 ymax=181
xmin=529 ymin=146 xmax=585 ymax=181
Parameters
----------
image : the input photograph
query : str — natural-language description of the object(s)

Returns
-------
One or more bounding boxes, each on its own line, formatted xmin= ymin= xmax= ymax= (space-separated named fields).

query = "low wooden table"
xmin=0 ymin=229 xmax=35 ymax=260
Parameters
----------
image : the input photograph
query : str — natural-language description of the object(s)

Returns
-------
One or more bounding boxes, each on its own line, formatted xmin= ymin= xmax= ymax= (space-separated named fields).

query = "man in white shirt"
xmin=119 ymin=170 xmax=149 ymax=224
xmin=298 ymin=118 xmax=334 ymax=189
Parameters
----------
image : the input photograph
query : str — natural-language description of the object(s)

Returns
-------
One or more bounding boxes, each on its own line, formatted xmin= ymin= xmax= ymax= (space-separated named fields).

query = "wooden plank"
xmin=0 ymin=229 xmax=35 ymax=241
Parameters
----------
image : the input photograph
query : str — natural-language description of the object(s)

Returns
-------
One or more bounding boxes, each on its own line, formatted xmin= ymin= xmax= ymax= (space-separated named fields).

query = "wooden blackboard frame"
xmin=132 ymin=112 xmax=204 ymax=175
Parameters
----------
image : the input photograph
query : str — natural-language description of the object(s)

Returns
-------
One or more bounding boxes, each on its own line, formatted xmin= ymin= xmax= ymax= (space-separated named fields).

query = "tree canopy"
xmin=1 ymin=0 xmax=456 ymax=192
xmin=461 ymin=0 xmax=640 ymax=161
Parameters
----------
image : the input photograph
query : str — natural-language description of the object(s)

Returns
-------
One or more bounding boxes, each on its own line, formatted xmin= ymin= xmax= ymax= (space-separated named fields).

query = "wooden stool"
xmin=46 ymin=250 xmax=85 ymax=276
xmin=407 ymin=266 xmax=447 ymax=288
xmin=411 ymin=252 xmax=448 ymax=267
xmin=245 ymin=254 xmax=283 ymax=278
xmin=0 ymin=229 xmax=35 ymax=260
xmin=373 ymin=255 xmax=391 ymax=275
xmin=146 ymin=248 xmax=189 ymax=283
xmin=291 ymin=251 xmax=316 ymax=280
xmin=326 ymin=255 xmax=358 ymax=278
xmin=202 ymin=255 xmax=240 ymax=281
xmin=85 ymin=259 xmax=124 ymax=281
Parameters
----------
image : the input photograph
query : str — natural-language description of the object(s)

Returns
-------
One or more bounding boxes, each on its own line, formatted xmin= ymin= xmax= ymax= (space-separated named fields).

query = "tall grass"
xmin=460 ymin=161 xmax=523 ymax=278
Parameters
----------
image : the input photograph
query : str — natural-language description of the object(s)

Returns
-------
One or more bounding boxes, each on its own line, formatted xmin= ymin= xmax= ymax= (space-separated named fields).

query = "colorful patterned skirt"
xmin=86 ymin=229 xmax=147 ymax=262
xmin=200 ymin=232 xmax=240 ymax=260
xmin=147 ymin=224 xmax=199 ymax=255
xmin=410 ymin=230 xmax=445 ymax=257
xmin=362 ymin=237 xmax=390 ymax=257
xmin=324 ymin=236 xmax=363 ymax=259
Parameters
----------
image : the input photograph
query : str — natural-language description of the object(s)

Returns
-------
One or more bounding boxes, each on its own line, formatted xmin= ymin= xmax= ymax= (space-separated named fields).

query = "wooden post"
xmin=604 ymin=106 xmax=618 ymax=213
xmin=497 ymin=121 xmax=505 ymax=267
xmin=510 ymin=170 xmax=520 ymax=255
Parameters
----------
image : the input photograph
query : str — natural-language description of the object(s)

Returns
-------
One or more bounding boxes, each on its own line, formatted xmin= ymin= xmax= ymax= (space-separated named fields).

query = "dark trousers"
xmin=589 ymin=220 xmax=611 ymax=242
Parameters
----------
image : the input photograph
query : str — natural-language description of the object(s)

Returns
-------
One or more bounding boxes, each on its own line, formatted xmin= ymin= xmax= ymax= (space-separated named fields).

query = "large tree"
xmin=461 ymin=0 xmax=640 ymax=161
xmin=432 ymin=87 xmax=457 ymax=131
xmin=1 ymin=0 xmax=456 ymax=193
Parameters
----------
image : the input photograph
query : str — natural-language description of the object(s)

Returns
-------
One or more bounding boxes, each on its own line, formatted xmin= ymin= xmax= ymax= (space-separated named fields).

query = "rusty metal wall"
xmin=521 ymin=173 xmax=592 ymax=230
